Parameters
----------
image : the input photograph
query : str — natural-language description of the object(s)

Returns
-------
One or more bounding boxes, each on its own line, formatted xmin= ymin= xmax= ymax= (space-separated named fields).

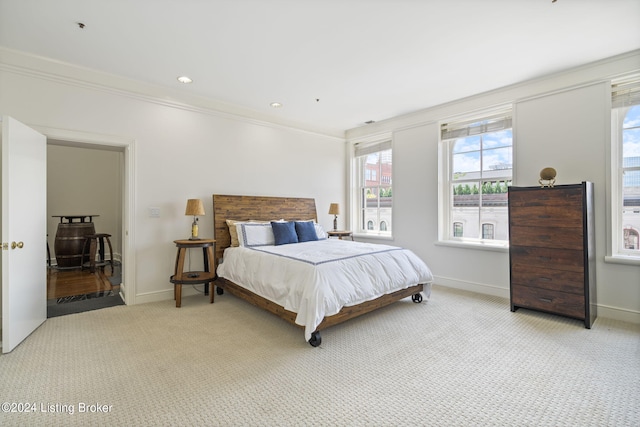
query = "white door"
xmin=1 ymin=116 xmax=47 ymax=353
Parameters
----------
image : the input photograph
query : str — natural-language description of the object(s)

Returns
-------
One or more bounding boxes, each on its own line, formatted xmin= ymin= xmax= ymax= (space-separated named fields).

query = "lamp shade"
xmin=328 ymin=203 xmax=340 ymax=215
xmin=185 ymin=199 xmax=205 ymax=216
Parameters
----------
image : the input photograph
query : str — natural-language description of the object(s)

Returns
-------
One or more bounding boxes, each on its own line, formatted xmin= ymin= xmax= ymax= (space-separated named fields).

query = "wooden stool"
xmin=82 ymin=233 xmax=114 ymax=273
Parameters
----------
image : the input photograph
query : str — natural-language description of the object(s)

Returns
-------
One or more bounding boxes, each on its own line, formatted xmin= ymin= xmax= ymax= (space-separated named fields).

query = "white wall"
xmin=0 ymin=51 xmax=346 ymax=303
xmin=47 ymin=144 xmax=123 ymax=264
xmin=1 ymin=48 xmax=637 ymax=323
xmin=347 ymin=51 xmax=640 ymax=324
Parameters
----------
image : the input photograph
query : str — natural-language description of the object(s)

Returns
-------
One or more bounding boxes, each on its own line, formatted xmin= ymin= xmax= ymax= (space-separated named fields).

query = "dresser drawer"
xmin=509 ymin=187 xmax=583 ymax=205
xmin=511 ymin=284 xmax=585 ymax=320
xmin=509 ymin=225 xmax=583 ymax=250
xmin=510 ymin=264 xmax=584 ymax=294
xmin=509 ymin=202 xmax=582 ymax=227
xmin=510 ymin=246 xmax=584 ymax=272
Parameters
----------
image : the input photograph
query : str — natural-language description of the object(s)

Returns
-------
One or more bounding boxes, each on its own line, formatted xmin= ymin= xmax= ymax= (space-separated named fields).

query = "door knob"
xmin=11 ymin=241 xmax=24 ymax=249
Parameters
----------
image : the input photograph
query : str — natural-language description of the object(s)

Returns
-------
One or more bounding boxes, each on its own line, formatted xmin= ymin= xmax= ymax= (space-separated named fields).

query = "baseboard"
xmin=595 ymin=304 xmax=640 ymax=325
xmin=134 ymin=284 xmax=212 ymax=305
xmin=433 ymin=275 xmax=640 ymax=325
xmin=433 ymin=275 xmax=510 ymax=299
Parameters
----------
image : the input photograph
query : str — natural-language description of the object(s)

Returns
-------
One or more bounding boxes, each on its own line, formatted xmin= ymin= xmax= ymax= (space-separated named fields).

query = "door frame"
xmin=34 ymin=125 xmax=137 ymax=305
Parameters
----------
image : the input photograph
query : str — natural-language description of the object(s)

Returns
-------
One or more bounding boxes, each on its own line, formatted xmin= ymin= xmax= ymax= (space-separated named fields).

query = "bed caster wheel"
xmin=412 ymin=293 xmax=423 ymax=303
xmin=216 ymin=287 xmax=224 ymax=295
xmin=309 ymin=331 xmax=322 ymax=347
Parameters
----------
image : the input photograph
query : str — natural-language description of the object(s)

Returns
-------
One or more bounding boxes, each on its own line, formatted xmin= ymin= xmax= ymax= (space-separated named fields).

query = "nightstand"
xmin=170 ymin=239 xmax=216 ymax=307
xmin=327 ymin=230 xmax=354 ymax=241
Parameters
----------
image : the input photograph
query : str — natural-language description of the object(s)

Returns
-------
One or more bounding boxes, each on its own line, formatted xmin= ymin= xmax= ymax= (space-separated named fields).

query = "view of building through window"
xmin=360 ymin=149 xmax=392 ymax=234
xmin=622 ymin=105 xmax=640 ymax=251
xmin=450 ymin=129 xmax=513 ymax=241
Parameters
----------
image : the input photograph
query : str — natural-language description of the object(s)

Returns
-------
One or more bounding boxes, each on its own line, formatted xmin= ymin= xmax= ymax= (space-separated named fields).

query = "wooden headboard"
xmin=212 ymin=194 xmax=317 ymax=262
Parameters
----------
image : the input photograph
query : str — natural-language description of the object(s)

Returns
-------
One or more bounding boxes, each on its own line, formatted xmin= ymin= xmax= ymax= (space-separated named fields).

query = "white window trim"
xmin=349 ymin=133 xmax=394 ymax=239
xmin=437 ymin=107 xmax=513 ymax=251
xmin=607 ymin=97 xmax=640 ymax=265
xmin=434 ymin=238 xmax=509 ymax=252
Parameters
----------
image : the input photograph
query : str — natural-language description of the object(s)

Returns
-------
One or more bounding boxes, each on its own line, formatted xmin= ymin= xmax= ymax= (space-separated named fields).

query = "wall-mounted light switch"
xmin=149 ymin=207 xmax=161 ymax=218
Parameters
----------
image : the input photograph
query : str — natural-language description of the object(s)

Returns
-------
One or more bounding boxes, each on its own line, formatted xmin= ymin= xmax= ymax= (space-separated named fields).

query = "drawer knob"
xmin=538 ymin=297 xmax=553 ymax=303
xmin=539 ymin=277 xmax=552 ymax=282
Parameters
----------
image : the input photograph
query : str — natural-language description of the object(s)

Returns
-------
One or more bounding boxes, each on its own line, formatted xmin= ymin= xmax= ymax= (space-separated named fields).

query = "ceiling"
xmin=1 ymin=0 xmax=639 ymax=138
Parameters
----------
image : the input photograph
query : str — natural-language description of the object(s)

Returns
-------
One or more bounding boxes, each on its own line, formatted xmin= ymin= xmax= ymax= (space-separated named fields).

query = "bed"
xmin=212 ymin=194 xmax=433 ymax=346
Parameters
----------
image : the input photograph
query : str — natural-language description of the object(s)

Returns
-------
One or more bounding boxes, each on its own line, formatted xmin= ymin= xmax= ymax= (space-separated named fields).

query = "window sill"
xmin=435 ymin=239 xmax=509 ymax=253
xmin=604 ymin=255 xmax=640 ymax=266
xmin=352 ymin=233 xmax=394 ymax=241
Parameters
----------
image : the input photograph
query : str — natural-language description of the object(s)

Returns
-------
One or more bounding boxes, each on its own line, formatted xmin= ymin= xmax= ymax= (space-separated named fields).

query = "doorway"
xmin=36 ymin=126 xmax=136 ymax=315
xmin=46 ymin=142 xmax=123 ymax=316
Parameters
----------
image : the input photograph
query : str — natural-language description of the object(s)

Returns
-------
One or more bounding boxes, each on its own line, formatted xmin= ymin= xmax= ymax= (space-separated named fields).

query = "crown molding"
xmin=346 ymin=49 xmax=640 ymax=140
xmin=0 ymin=47 xmax=345 ymax=141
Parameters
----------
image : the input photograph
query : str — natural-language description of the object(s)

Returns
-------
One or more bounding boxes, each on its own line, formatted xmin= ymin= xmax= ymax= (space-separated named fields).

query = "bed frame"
xmin=212 ymin=194 xmax=424 ymax=346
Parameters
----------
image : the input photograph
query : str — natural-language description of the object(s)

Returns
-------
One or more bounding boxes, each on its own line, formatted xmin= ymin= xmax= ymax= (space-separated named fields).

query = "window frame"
xmin=609 ymin=80 xmax=640 ymax=263
xmin=352 ymin=136 xmax=394 ymax=238
xmin=438 ymin=107 xmax=513 ymax=251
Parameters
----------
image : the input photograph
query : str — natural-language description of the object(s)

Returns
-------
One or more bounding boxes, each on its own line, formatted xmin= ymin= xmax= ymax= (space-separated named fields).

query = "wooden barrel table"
xmin=52 ymin=215 xmax=98 ymax=268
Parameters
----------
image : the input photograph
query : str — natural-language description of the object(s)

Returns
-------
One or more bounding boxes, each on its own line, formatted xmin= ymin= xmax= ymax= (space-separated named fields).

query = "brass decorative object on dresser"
xmin=508 ymin=182 xmax=596 ymax=328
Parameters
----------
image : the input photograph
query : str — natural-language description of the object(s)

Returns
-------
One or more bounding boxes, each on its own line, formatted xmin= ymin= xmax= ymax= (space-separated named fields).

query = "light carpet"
xmin=0 ymin=285 xmax=638 ymax=426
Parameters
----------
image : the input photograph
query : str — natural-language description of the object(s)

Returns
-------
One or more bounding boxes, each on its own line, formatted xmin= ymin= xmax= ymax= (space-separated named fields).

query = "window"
xmin=354 ymin=139 xmax=392 ymax=236
xmin=611 ymin=78 xmax=640 ymax=259
xmin=482 ymin=223 xmax=495 ymax=240
xmin=453 ymin=222 xmax=463 ymax=237
xmin=624 ymin=228 xmax=639 ymax=250
xmin=439 ymin=109 xmax=512 ymax=245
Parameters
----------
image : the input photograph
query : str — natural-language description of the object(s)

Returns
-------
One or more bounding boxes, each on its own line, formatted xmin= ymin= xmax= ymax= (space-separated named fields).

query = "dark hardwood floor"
xmin=47 ymin=268 xmax=113 ymax=299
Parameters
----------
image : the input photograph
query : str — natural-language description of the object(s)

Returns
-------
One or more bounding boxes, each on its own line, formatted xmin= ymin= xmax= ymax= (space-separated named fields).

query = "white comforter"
xmin=216 ymin=239 xmax=433 ymax=341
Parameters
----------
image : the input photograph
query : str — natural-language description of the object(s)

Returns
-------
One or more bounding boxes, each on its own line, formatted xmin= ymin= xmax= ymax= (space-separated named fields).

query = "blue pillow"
xmin=271 ymin=221 xmax=298 ymax=245
xmin=295 ymin=221 xmax=318 ymax=242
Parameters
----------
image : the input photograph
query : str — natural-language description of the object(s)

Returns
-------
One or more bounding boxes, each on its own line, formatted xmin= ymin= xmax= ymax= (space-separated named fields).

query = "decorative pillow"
xmin=227 ymin=220 xmax=272 ymax=246
xmin=271 ymin=221 xmax=298 ymax=245
xmin=226 ymin=219 xmax=244 ymax=247
xmin=295 ymin=221 xmax=318 ymax=242
xmin=314 ymin=223 xmax=327 ymax=240
xmin=237 ymin=223 xmax=275 ymax=247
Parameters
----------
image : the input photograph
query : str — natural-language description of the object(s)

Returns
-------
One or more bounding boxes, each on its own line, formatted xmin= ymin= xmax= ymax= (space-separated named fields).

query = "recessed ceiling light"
xmin=270 ymin=102 xmax=283 ymax=108
xmin=177 ymin=76 xmax=193 ymax=84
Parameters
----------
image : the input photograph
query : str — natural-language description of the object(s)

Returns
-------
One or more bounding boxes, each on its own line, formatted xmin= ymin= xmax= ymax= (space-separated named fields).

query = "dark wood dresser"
xmin=508 ymin=182 xmax=596 ymax=328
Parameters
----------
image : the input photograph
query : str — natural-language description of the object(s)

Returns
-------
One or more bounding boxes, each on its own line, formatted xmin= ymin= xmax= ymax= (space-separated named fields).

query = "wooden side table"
xmin=170 ymin=239 xmax=216 ymax=307
xmin=327 ymin=230 xmax=354 ymax=241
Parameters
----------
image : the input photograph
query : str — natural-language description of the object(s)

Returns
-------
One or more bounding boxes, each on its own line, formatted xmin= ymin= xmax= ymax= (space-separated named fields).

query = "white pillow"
xmin=314 ymin=223 xmax=327 ymax=239
xmin=237 ymin=223 xmax=275 ymax=247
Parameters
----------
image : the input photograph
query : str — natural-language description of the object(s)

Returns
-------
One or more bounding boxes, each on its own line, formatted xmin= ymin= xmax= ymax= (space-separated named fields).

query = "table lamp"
xmin=185 ymin=199 xmax=205 ymax=240
xmin=328 ymin=203 xmax=340 ymax=231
